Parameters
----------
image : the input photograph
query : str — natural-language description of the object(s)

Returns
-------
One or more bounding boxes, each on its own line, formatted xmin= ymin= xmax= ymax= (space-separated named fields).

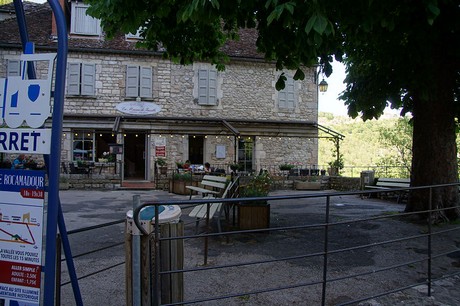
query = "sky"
xmin=317 ymin=61 xmax=349 ymax=116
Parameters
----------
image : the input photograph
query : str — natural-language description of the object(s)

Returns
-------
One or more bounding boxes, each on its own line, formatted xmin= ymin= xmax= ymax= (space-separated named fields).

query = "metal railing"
xmin=56 ymin=219 xmax=126 ymax=305
xmin=133 ymin=183 xmax=460 ymax=305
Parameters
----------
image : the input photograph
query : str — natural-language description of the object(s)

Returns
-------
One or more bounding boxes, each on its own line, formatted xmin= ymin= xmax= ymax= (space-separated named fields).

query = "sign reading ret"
xmin=0 ymin=129 xmax=51 ymax=154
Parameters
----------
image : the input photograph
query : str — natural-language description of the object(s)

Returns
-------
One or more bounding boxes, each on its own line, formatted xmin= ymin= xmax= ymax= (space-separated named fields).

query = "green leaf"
xmin=305 ymin=15 xmax=317 ymax=34
xmin=275 ymin=74 xmax=287 ymax=91
xmin=293 ymin=68 xmax=305 ymax=81
xmin=313 ymin=15 xmax=328 ymax=34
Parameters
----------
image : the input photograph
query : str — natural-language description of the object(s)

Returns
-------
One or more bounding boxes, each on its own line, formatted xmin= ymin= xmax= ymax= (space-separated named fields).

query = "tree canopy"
xmin=87 ymin=0 xmax=460 ymax=220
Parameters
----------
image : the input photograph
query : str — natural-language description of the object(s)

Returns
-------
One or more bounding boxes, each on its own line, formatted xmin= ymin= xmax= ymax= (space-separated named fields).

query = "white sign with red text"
xmin=0 ymin=169 xmax=45 ymax=305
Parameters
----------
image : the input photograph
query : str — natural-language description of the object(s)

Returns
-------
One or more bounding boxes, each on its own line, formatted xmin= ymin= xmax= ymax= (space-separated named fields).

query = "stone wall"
xmin=328 ymin=176 xmax=361 ymax=191
xmin=0 ymin=49 xmax=319 ymax=178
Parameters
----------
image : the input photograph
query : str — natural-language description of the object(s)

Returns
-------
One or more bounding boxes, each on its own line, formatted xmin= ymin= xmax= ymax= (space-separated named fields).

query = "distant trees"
xmin=376 ymin=118 xmax=413 ymax=178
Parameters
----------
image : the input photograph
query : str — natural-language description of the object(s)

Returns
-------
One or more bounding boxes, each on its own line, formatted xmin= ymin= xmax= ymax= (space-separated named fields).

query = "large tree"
xmin=86 ymin=0 xmax=460 ymax=221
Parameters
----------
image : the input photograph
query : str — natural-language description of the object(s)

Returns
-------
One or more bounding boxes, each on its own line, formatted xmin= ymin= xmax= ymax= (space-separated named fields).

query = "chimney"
xmin=51 ymin=0 xmax=66 ymax=39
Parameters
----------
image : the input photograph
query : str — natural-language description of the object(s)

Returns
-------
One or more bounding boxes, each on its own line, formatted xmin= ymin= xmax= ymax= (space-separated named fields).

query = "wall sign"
xmin=116 ymin=101 xmax=161 ymax=115
xmin=216 ymin=145 xmax=226 ymax=159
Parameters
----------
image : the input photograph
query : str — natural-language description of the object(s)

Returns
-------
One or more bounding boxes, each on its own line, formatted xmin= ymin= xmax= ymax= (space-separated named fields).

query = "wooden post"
xmin=126 ymin=219 xmax=184 ymax=305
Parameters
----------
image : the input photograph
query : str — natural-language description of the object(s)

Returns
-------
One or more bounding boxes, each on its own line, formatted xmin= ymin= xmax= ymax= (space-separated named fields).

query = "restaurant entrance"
xmin=188 ymin=135 xmax=204 ymax=164
xmin=123 ymin=132 xmax=147 ymax=180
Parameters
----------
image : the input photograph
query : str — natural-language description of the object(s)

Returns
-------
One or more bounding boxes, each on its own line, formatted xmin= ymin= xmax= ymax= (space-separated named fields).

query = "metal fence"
xmin=55 ymin=184 xmax=460 ymax=305
xmin=133 ymin=183 xmax=460 ymax=305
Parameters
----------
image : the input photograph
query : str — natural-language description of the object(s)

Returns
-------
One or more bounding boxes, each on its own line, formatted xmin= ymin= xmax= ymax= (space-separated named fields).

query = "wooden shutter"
xmin=67 ymin=63 xmax=81 ymax=95
xmin=279 ymin=77 xmax=295 ymax=109
xmin=198 ymin=69 xmax=217 ymax=105
xmin=7 ymin=60 xmax=21 ymax=77
xmin=207 ymin=70 xmax=217 ymax=105
xmin=285 ymin=77 xmax=295 ymax=108
xmin=71 ymin=3 xmax=100 ymax=35
xmin=198 ymin=69 xmax=209 ymax=104
xmin=139 ymin=66 xmax=152 ymax=98
xmin=126 ymin=65 xmax=139 ymax=97
xmin=81 ymin=63 xmax=95 ymax=96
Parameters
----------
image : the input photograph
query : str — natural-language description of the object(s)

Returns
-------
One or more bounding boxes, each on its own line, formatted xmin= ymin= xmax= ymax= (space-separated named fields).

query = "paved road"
xmin=56 ymin=189 xmax=460 ymax=306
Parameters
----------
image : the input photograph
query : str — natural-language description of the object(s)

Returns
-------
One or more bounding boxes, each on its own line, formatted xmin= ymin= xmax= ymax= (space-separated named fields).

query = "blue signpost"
xmin=0 ymin=1 xmax=82 ymax=305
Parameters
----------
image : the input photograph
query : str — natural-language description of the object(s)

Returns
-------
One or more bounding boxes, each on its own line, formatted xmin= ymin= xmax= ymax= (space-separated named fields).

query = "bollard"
xmin=126 ymin=200 xmax=183 ymax=305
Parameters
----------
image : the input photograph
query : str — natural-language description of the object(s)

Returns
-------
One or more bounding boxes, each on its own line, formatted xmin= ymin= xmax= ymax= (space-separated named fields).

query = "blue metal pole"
xmin=12 ymin=0 xmax=36 ymax=78
xmin=57 ymin=198 xmax=84 ymax=305
xmin=43 ymin=0 xmax=68 ymax=304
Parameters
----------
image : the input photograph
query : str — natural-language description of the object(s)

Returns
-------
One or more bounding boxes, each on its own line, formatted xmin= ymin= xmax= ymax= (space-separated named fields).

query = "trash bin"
xmin=126 ymin=203 xmax=183 ymax=304
xmin=360 ymin=170 xmax=375 ymax=190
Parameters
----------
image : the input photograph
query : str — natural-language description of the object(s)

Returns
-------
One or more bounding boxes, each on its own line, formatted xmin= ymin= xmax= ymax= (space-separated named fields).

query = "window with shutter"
xmin=198 ymin=69 xmax=218 ymax=105
xmin=126 ymin=66 xmax=139 ymax=97
xmin=70 ymin=3 xmax=101 ymax=36
xmin=278 ymin=76 xmax=295 ymax=109
xmin=7 ymin=60 xmax=21 ymax=77
xmin=67 ymin=62 xmax=96 ymax=96
xmin=67 ymin=63 xmax=81 ymax=95
xmin=139 ymin=67 xmax=152 ymax=98
xmin=81 ymin=63 xmax=95 ymax=96
xmin=126 ymin=65 xmax=153 ymax=98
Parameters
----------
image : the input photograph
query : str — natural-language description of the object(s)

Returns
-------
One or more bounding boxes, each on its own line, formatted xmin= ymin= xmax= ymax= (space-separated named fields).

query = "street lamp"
xmin=319 ymin=79 xmax=328 ymax=93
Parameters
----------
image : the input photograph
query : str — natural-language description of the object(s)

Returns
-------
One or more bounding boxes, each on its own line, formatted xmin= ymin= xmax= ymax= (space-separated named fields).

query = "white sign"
xmin=0 ymin=169 xmax=46 ymax=306
xmin=0 ymin=53 xmax=56 ymax=128
xmin=116 ymin=101 xmax=161 ymax=115
xmin=154 ymin=137 xmax=166 ymax=146
xmin=216 ymin=145 xmax=226 ymax=159
xmin=0 ymin=129 xmax=52 ymax=154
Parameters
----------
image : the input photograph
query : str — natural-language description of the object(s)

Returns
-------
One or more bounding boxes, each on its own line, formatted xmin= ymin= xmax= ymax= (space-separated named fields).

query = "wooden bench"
xmin=188 ymin=178 xmax=238 ymax=233
xmin=185 ymin=175 xmax=228 ymax=200
xmin=365 ymin=178 xmax=410 ymax=203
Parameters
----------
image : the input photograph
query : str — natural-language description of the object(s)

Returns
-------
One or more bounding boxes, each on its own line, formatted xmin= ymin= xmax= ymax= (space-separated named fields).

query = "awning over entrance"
xmin=62 ymin=115 xmax=344 ymax=140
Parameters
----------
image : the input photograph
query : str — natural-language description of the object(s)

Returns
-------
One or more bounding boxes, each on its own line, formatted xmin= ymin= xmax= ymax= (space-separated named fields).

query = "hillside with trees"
xmin=318 ymin=112 xmax=412 ymax=178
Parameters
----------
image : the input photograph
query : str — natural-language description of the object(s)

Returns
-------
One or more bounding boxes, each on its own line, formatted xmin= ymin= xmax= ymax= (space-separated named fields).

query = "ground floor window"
xmin=73 ymin=130 xmax=117 ymax=162
xmin=238 ymin=136 xmax=254 ymax=172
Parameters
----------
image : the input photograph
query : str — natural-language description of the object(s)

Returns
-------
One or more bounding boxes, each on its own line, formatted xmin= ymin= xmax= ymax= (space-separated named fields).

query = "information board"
xmin=0 ymin=169 xmax=46 ymax=305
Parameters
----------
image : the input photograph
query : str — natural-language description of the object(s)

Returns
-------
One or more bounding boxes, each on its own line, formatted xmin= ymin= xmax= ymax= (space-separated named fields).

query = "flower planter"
xmin=169 ymin=179 xmax=198 ymax=195
xmin=295 ymin=181 xmax=321 ymax=190
xmin=238 ymin=202 xmax=270 ymax=230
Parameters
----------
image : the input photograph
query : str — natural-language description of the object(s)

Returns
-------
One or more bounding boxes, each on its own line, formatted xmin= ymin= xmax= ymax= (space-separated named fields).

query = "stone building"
xmin=0 ymin=1 xmax=341 ymax=186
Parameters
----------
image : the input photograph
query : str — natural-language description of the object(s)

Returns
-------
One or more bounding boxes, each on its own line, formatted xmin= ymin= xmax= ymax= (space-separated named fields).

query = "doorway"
xmin=188 ymin=136 xmax=204 ymax=164
xmin=123 ymin=132 xmax=147 ymax=180
xmin=238 ymin=137 xmax=254 ymax=172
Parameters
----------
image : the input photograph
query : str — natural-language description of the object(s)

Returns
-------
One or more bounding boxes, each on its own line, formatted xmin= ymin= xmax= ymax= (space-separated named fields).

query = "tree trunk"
xmin=408 ymin=90 xmax=460 ymax=221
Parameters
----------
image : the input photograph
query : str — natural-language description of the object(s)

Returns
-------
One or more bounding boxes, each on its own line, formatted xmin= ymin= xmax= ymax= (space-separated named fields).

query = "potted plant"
xmin=279 ymin=163 xmax=295 ymax=171
xmin=169 ymin=172 xmax=197 ymax=195
xmin=328 ymin=156 xmax=344 ymax=176
xmin=238 ymin=171 xmax=272 ymax=230
xmin=156 ymin=158 xmax=167 ymax=174
xmin=230 ymin=163 xmax=240 ymax=172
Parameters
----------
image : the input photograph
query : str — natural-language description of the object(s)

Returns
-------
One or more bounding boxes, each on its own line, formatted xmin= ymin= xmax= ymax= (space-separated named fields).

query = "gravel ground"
xmin=57 ymin=189 xmax=460 ymax=305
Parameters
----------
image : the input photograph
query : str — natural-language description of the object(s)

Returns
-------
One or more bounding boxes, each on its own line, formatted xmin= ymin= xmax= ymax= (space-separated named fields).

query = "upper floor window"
xmin=197 ymin=69 xmax=218 ymax=105
xmin=67 ymin=62 xmax=96 ymax=96
xmin=278 ymin=76 xmax=296 ymax=109
xmin=7 ymin=59 xmax=20 ymax=76
xmin=126 ymin=65 xmax=152 ymax=98
xmin=70 ymin=3 xmax=101 ymax=36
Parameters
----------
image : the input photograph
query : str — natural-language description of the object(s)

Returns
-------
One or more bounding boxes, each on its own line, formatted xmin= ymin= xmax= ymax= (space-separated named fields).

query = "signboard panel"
xmin=116 ymin=101 xmax=161 ymax=115
xmin=0 ymin=128 xmax=52 ymax=154
xmin=0 ymin=169 xmax=46 ymax=306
